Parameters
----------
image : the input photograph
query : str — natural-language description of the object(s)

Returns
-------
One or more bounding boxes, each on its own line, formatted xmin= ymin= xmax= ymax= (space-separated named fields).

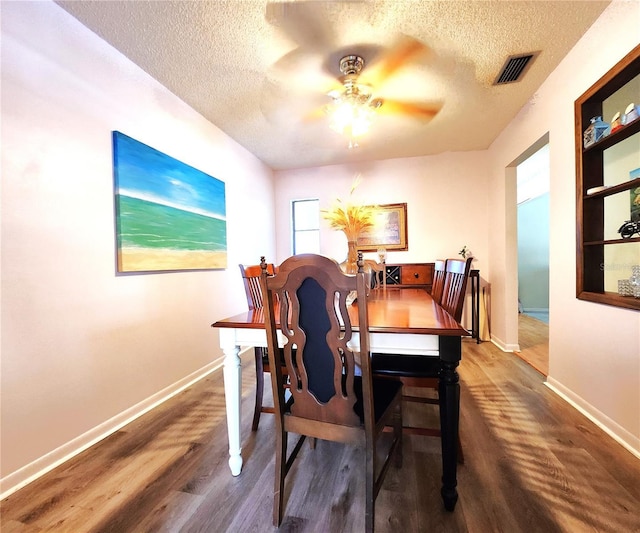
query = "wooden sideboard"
xmin=383 ymin=262 xmax=434 ymax=291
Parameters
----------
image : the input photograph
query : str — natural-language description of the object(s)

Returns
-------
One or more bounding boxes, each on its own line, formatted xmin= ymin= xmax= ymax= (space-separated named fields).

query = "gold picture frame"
xmin=357 ymin=203 xmax=408 ymax=252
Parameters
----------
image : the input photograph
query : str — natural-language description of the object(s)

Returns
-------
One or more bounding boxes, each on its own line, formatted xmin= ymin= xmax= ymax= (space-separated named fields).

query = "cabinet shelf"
xmin=578 ymin=291 xmax=640 ymax=311
xmin=575 ymin=43 xmax=640 ymax=311
xmin=583 ymin=177 xmax=640 ymax=199
xmin=584 ymin=237 xmax=640 ymax=246
xmin=583 ymin=117 xmax=640 ymax=153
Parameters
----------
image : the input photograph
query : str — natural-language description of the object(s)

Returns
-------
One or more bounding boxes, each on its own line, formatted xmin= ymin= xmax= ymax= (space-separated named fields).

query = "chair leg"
xmin=273 ymin=428 xmax=287 ymax=527
xmin=251 ymin=348 xmax=264 ymax=431
xmin=395 ymin=401 xmax=403 ymax=468
xmin=365 ymin=444 xmax=374 ymax=533
xmin=457 ymin=434 xmax=464 ymax=464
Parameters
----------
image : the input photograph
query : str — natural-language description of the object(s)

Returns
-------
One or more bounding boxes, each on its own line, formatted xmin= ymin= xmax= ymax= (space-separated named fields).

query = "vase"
xmin=344 ymin=240 xmax=358 ymax=274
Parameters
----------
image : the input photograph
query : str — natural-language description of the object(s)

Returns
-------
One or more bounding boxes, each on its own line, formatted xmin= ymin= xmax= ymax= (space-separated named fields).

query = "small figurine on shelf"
xmin=618 ymin=219 xmax=640 ymax=239
xmin=610 ymin=111 xmax=622 ymax=134
xmin=623 ymin=102 xmax=639 ymax=125
xmin=583 ymin=116 xmax=610 ymax=148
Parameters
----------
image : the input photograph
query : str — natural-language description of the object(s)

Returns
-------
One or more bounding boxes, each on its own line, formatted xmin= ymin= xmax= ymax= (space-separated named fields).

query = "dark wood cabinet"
xmin=575 ymin=44 xmax=640 ymax=311
xmin=384 ymin=263 xmax=434 ymax=291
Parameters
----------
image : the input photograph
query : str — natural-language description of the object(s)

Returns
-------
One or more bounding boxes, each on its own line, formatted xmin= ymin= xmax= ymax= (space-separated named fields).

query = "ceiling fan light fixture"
xmin=325 ymin=94 xmax=378 ymax=146
xmin=325 ymin=55 xmax=382 ymax=146
xmin=328 ymin=99 xmax=374 ymax=136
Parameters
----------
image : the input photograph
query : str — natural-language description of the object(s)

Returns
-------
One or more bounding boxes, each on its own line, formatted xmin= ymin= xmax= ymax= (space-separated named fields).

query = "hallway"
xmin=516 ymin=313 xmax=549 ymax=376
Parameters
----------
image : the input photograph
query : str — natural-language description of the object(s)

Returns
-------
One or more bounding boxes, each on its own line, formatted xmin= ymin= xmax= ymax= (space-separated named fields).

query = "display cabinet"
xmin=575 ymin=44 xmax=640 ymax=311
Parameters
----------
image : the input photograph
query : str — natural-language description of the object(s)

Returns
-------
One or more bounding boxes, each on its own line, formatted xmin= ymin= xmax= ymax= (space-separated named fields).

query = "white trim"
xmin=491 ymin=335 xmax=520 ymax=352
xmin=0 ymin=358 xmax=226 ymax=500
xmin=545 ymin=377 xmax=640 ymax=460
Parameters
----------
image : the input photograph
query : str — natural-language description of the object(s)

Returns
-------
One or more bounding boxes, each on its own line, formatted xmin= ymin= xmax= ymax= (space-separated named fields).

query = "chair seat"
xmin=371 ymin=353 xmax=440 ymax=378
xmin=354 ymin=376 xmax=403 ymax=423
xmin=284 ymin=376 xmax=402 ymax=425
xmin=371 ymin=353 xmax=465 ymax=464
xmin=260 ymin=346 xmax=291 ymax=371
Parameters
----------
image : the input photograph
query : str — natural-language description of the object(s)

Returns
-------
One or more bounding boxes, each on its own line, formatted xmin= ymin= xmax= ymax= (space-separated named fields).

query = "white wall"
xmin=487 ymin=0 xmax=640 ymax=454
xmin=518 ymin=193 xmax=550 ymax=311
xmin=274 ymin=152 xmax=490 ymax=329
xmin=1 ymin=1 xmax=276 ymax=496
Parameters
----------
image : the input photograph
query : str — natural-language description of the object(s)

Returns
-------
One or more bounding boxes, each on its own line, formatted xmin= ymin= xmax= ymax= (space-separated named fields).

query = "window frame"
xmin=291 ymin=198 xmax=320 ymax=255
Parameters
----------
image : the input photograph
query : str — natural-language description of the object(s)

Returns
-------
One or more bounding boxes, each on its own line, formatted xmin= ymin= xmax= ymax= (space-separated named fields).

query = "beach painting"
xmin=113 ymin=131 xmax=227 ymax=273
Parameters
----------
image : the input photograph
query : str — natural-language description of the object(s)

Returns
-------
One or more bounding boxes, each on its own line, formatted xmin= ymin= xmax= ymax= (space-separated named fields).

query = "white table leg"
xmin=220 ymin=328 xmax=242 ymax=476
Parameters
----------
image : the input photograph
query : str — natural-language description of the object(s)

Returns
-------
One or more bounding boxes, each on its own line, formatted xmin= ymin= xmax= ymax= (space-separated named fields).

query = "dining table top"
xmin=212 ymin=287 xmax=468 ymax=337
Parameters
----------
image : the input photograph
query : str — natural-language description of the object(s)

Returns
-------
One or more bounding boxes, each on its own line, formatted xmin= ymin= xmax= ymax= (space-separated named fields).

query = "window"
xmin=292 ymin=199 xmax=320 ymax=254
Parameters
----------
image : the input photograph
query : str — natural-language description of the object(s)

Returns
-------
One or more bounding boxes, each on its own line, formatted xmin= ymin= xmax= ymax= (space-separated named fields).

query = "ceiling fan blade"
xmin=377 ymin=99 xmax=443 ymax=120
xmin=265 ymin=1 xmax=335 ymax=52
xmin=360 ymin=35 xmax=431 ymax=87
xmin=303 ymin=105 xmax=328 ymax=123
xmin=261 ymin=75 xmax=333 ymax=126
xmin=267 ymin=50 xmax=342 ymax=96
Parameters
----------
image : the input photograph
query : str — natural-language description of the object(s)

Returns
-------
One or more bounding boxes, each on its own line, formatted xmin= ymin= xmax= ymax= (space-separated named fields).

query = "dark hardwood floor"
xmin=2 ymin=339 xmax=639 ymax=532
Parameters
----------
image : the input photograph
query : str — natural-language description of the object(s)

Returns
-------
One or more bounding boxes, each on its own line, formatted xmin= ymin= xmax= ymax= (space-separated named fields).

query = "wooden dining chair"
xmin=259 ymin=253 xmax=403 ymax=532
xmin=238 ymin=262 xmax=287 ymax=431
xmin=430 ymin=259 xmax=447 ymax=305
xmin=440 ymin=257 xmax=473 ymax=322
xmin=371 ymin=256 xmax=472 ymax=462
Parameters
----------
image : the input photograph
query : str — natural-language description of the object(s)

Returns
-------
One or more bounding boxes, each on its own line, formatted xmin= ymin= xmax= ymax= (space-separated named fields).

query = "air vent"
xmin=494 ymin=52 xmax=538 ymax=85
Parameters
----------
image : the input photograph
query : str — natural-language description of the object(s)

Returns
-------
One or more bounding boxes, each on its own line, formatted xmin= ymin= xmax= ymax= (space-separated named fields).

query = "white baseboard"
xmin=522 ymin=307 xmax=549 ymax=313
xmin=545 ymin=377 xmax=640 ymax=459
xmin=0 ymin=358 xmax=225 ymax=500
xmin=490 ymin=334 xmax=520 ymax=352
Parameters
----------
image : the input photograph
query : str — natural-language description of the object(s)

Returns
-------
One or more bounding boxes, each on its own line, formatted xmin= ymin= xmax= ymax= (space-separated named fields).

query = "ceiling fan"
xmin=316 ymin=38 xmax=443 ymax=146
xmin=264 ymin=2 xmax=444 ymax=147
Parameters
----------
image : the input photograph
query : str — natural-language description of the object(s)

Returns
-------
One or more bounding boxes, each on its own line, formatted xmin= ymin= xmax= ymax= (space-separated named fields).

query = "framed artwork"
xmin=113 ymin=131 xmax=227 ymax=273
xmin=631 ymin=185 xmax=640 ymax=222
xmin=356 ymin=203 xmax=408 ymax=252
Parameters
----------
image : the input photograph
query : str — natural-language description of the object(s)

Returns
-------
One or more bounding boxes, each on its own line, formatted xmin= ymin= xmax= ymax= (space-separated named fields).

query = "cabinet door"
xmin=385 ymin=265 xmax=401 ymax=285
xmin=400 ymin=264 xmax=433 ymax=285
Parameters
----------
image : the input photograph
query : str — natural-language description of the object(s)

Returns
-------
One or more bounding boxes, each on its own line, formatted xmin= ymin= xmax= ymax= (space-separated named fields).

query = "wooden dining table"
xmin=211 ymin=287 xmax=467 ymax=511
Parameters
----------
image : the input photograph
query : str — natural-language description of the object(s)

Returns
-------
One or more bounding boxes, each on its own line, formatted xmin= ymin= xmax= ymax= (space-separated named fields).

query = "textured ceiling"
xmin=56 ymin=0 xmax=610 ymax=171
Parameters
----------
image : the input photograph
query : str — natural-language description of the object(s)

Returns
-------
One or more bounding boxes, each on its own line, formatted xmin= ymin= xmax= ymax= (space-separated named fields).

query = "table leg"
xmin=438 ymin=336 xmax=461 ymax=511
xmin=471 ymin=270 xmax=480 ymax=343
xmin=220 ymin=329 xmax=243 ymax=476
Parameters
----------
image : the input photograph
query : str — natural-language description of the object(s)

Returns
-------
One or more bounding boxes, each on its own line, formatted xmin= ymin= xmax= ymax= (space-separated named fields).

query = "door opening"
xmin=516 ymin=143 xmax=550 ymax=375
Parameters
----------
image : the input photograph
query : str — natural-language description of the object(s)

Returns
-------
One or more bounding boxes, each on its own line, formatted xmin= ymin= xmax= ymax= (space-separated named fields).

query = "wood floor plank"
xmin=515 ymin=313 xmax=549 ymax=375
xmin=2 ymin=341 xmax=639 ymax=533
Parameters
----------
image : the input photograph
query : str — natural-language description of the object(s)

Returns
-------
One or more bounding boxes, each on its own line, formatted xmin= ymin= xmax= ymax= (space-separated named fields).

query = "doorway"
xmin=515 ymin=143 xmax=550 ymax=375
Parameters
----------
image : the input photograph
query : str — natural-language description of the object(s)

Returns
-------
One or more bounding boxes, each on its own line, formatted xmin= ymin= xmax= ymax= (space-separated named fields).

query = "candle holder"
xmin=377 ymin=248 xmax=387 ymax=289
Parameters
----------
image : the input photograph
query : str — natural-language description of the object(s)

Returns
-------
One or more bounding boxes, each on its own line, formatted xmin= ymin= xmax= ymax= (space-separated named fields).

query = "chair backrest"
xmin=430 ymin=259 xmax=446 ymax=304
xmin=259 ymin=253 xmax=374 ymax=433
xmin=440 ymin=257 xmax=473 ymax=322
xmin=239 ymin=262 xmax=276 ymax=310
